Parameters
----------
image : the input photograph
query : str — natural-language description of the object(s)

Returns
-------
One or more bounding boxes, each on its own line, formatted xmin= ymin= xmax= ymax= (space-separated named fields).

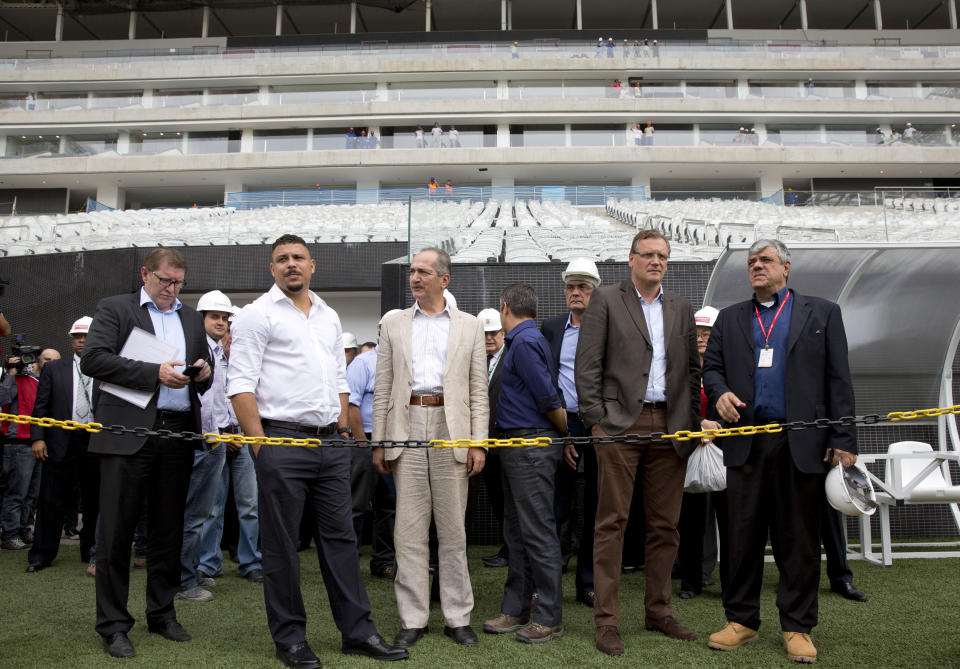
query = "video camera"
xmin=9 ymin=336 xmax=41 ymax=376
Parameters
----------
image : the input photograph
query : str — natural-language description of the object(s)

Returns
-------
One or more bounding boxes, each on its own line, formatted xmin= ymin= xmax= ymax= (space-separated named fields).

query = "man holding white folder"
xmin=82 ymin=247 xmax=212 ymax=660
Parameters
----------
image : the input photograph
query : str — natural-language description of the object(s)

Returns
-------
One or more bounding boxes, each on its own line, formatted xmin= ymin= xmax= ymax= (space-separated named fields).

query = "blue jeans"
xmin=2 ymin=442 xmax=42 ymax=540
xmin=179 ymin=445 xmax=226 ymax=588
xmin=199 ymin=445 xmax=261 ymax=576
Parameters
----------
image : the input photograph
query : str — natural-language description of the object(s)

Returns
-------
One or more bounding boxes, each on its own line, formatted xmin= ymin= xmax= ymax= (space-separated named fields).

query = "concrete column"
xmin=425 ymin=0 xmax=432 ymax=32
xmin=202 ymin=6 xmax=210 ymax=37
xmin=507 ymin=0 xmax=513 ymax=29
xmin=497 ymin=122 xmax=511 ymax=148
xmin=96 ymin=183 xmax=125 ymax=210
xmin=306 ymin=128 xmax=314 ymax=151
xmin=651 ymin=0 xmax=659 ymax=29
xmin=726 ymin=0 xmax=734 ymax=29
xmin=87 ymin=91 xmax=95 ymax=109
xmin=758 ymin=173 xmax=783 ymax=199
xmin=873 ymin=0 xmax=882 ymax=30
xmin=819 ymin=123 xmax=827 ymax=144
xmin=854 ymin=80 xmax=868 ymax=99
xmin=944 ymin=124 xmax=953 ymax=145
xmin=241 ymin=129 xmax=254 ymax=153
xmin=491 ymin=175 xmax=515 ymax=188
xmin=753 ymin=122 xmax=767 ymax=144
xmin=501 ymin=0 xmax=507 ymax=30
xmin=497 ymin=79 xmax=509 ymax=100
xmin=350 ymin=2 xmax=357 ymax=33
xmin=58 ymin=135 xmax=68 ymax=154
xmin=799 ymin=0 xmax=808 ymax=30
xmin=223 ymin=181 xmax=244 ymax=208
xmin=565 ymin=124 xmax=573 ymax=147
xmin=128 ymin=11 xmax=137 ymax=39
xmin=950 ymin=0 xmax=958 ymax=29
xmin=737 ymin=79 xmax=749 ymax=99
xmin=142 ymin=89 xmax=154 ymax=108
xmin=55 ymin=4 xmax=64 ymax=41
xmin=259 ymin=85 xmax=271 ymax=105
xmin=275 ymin=5 xmax=283 ymax=35
xmin=117 ymin=130 xmax=130 ymax=154
xmin=376 ymin=81 xmax=388 ymax=101
xmin=356 ymin=177 xmax=380 ymax=204
xmin=692 ymin=123 xmax=700 ymax=146
xmin=182 ymin=132 xmax=189 ymax=153
xmin=576 ymin=0 xmax=583 ymax=30
xmin=631 ymin=175 xmax=651 ymax=201
xmin=0 ymin=136 xmax=7 ymax=157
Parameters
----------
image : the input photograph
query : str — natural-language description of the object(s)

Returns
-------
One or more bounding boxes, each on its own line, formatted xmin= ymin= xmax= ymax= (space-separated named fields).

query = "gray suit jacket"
xmin=575 ymin=279 xmax=701 ymax=457
xmin=371 ymin=304 xmax=489 ymax=463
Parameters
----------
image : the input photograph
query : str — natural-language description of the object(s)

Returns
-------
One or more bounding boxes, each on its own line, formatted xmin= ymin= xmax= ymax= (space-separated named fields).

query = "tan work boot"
xmin=783 ymin=632 xmax=817 ymax=663
xmin=516 ymin=621 xmax=564 ymax=644
xmin=596 ymin=625 xmax=624 ymax=656
xmin=707 ymin=621 xmax=759 ymax=651
xmin=482 ymin=613 xmax=529 ymax=634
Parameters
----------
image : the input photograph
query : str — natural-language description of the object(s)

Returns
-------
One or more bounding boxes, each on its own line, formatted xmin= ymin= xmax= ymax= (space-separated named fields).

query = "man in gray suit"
xmin=372 ymin=248 xmax=488 ymax=649
xmin=576 ymin=230 xmax=702 ymax=656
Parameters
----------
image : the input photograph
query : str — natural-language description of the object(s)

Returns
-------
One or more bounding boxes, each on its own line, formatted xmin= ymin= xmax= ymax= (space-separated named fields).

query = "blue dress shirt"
xmin=496 ymin=320 xmax=564 ymax=430
xmin=140 ymin=287 xmax=190 ymax=411
xmin=752 ymin=286 xmax=793 ymax=421
xmin=347 ymin=347 xmax=378 ymax=434
xmin=636 ymin=285 xmax=667 ymax=403
xmin=558 ymin=314 xmax=580 ymax=413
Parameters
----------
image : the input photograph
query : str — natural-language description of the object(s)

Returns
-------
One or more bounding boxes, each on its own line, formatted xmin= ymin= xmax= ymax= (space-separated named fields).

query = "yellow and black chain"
xmin=3 ymin=404 xmax=959 ymax=449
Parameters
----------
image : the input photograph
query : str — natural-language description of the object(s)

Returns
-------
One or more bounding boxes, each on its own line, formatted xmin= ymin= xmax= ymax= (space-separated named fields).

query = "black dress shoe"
xmin=444 ymin=625 xmax=479 ymax=646
xmin=482 ymin=554 xmax=509 ymax=568
xmin=148 ymin=620 xmax=191 ymax=642
xmin=392 ymin=627 xmax=428 ymax=649
xmin=25 ymin=563 xmax=48 ymax=573
xmin=342 ymin=633 xmax=409 ymax=661
xmin=576 ymin=590 xmax=597 ymax=607
xmin=276 ymin=641 xmax=321 ymax=669
xmin=831 ymin=581 xmax=868 ymax=602
xmin=102 ymin=632 xmax=135 ymax=658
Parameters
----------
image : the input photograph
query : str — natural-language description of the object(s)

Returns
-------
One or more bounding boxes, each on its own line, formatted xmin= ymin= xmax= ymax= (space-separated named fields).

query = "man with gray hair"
xmin=703 ymin=239 xmax=857 ymax=664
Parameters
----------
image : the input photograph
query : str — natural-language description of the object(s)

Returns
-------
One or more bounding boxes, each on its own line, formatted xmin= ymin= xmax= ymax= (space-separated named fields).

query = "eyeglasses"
xmin=630 ymin=251 xmax=670 ymax=262
xmin=150 ymin=270 xmax=186 ymax=289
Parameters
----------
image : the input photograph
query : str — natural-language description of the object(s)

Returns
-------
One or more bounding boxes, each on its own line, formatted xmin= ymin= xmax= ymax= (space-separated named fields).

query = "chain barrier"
xmin=4 ymin=404 xmax=959 ymax=450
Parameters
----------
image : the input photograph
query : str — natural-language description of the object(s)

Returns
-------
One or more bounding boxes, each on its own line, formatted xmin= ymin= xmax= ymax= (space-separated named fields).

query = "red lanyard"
xmin=754 ymin=290 xmax=790 ymax=348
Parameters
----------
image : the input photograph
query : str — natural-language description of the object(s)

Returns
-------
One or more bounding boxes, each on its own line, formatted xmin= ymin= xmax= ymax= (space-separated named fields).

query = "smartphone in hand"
xmin=182 ymin=364 xmax=203 ymax=378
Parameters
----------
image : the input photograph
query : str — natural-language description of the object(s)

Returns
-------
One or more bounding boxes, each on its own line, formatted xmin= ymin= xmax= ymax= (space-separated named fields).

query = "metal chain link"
xmin=4 ymin=405 xmax=958 ymax=449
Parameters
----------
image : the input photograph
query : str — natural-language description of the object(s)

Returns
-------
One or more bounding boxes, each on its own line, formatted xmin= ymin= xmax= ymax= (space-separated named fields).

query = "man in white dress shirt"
xmin=228 ymin=234 xmax=406 ymax=669
xmin=372 ymin=247 xmax=488 ymax=649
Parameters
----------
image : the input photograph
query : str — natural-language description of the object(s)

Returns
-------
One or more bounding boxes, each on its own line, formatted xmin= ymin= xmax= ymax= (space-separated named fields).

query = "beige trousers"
xmin=392 ymin=405 xmax=472 ymax=628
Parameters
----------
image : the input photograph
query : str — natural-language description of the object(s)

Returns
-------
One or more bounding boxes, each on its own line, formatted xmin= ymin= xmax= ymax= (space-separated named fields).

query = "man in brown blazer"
xmin=575 ymin=229 xmax=702 ymax=656
xmin=372 ymin=248 xmax=488 ymax=649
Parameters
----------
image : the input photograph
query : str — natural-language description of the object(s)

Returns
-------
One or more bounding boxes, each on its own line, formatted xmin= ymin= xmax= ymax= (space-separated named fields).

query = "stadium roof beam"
xmin=709 ymin=1 xmax=726 ymax=29
xmin=0 ymin=11 xmax=30 ymax=40
xmin=912 ymin=0 xmax=946 ymax=28
xmin=210 ymin=6 xmax=233 ymax=37
xmin=64 ymin=8 xmax=100 ymax=39
xmin=778 ymin=0 xmax=799 ymax=28
xmin=281 ymin=5 xmax=301 ymax=34
xmin=844 ymin=1 xmax=871 ymax=28
xmin=139 ymin=10 xmax=164 ymax=38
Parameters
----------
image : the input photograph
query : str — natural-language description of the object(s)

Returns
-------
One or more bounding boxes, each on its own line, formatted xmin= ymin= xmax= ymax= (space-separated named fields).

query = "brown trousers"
xmin=593 ymin=407 xmax=687 ymax=628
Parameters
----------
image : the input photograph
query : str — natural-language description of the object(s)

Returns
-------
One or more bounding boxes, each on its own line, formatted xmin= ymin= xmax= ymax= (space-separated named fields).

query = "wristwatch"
xmin=338 ymin=426 xmax=352 ymax=437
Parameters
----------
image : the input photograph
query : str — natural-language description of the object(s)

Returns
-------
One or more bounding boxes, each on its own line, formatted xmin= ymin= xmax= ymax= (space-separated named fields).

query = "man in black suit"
xmin=478 ymin=307 xmax=508 ymax=568
xmin=540 ymin=258 xmax=600 ymax=609
xmin=27 ymin=316 xmax=99 ymax=572
xmin=703 ymin=239 xmax=857 ymax=664
xmin=82 ymin=247 xmax=212 ymax=659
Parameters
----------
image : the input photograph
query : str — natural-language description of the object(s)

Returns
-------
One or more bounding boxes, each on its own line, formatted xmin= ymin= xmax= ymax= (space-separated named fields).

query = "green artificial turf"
xmin=1 ymin=544 xmax=957 ymax=668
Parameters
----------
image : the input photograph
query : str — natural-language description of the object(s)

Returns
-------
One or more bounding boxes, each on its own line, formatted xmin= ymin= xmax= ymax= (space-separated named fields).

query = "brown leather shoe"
xmin=482 ymin=613 xmax=529 ymax=634
xmin=596 ymin=625 xmax=623 ymax=656
xmin=708 ymin=621 xmax=759 ymax=651
xmin=645 ymin=615 xmax=697 ymax=641
xmin=783 ymin=632 xmax=817 ymax=663
xmin=516 ymin=621 xmax=564 ymax=644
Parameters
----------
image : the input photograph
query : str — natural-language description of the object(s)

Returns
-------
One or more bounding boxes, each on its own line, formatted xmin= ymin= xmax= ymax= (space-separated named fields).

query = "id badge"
xmin=758 ymin=347 xmax=774 ymax=368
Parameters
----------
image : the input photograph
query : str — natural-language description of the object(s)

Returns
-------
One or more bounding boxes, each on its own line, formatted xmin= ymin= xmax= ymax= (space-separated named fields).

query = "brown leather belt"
xmin=410 ymin=394 xmax=444 ymax=406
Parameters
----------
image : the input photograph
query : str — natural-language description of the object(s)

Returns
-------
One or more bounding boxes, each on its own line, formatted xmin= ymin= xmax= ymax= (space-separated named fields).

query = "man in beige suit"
xmin=576 ymin=229 xmax=702 ymax=657
xmin=372 ymin=247 xmax=488 ymax=649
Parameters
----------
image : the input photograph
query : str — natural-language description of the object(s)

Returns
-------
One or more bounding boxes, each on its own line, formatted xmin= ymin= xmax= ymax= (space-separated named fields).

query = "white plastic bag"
xmin=683 ymin=441 xmax=726 ymax=493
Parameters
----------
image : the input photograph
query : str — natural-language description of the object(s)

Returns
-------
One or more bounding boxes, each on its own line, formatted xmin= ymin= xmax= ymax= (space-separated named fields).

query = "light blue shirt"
xmin=140 ymin=287 xmax=190 ymax=411
xmin=558 ymin=314 xmax=580 ymax=413
xmin=636 ymin=285 xmax=667 ymax=403
xmin=347 ymin=347 xmax=377 ymax=434
xmin=200 ymin=334 xmax=232 ymax=433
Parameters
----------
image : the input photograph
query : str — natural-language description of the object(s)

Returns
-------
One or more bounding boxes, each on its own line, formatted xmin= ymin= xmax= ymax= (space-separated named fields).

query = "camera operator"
xmin=1 ymin=343 xmax=46 ymax=550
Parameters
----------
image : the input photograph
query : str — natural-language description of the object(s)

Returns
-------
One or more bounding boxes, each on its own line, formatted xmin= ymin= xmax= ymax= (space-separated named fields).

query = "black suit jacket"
xmin=81 ymin=292 xmax=211 ymax=456
xmin=702 ymin=290 xmax=857 ymax=474
xmin=540 ymin=314 xmax=567 ymax=367
xmin=29 ymin=358 xmax=99 ymax=462
xmin=488 ymin=348 xmax=504 ymax=436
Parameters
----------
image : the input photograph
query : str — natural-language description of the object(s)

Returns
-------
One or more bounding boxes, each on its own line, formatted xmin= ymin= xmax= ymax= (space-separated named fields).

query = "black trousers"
xmin=255 ymin=427 xmax=376 ymax=648
xmin=94 ymin=414 xmax=194 ymax=636
xmin=481 ymin=448 xmax=506 ymax=555
xmin=349 ymin=439 xmax=396 ymax=573
xmin=28 ymin=437 xmax=99 ymax=566
xmin=822 ymin=503 xmax=853 ymax=586
xmin=678 ymin=489 xmax=729 ymax=594
xmin=553 ymin=413 xmax=595 ymax=595
xmin=723 ymin=431 xmax=825 ymax=633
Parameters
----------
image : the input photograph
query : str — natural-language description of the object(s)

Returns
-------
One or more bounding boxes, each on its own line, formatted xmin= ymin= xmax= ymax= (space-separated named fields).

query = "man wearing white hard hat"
xmin=541 ymin=258 xmax=601 ymax=609
xmin=177 ymin=290 xmax=251 ymax=603
xmin=26 ymin=316 xmax=100 ymax=573
xmin=343 ymin=332 xmax=360 ymax=367
xmin=345 ymin=312 xmax=398 ymax=582
xmin=477 ymin=307 xmax=509 ymax=569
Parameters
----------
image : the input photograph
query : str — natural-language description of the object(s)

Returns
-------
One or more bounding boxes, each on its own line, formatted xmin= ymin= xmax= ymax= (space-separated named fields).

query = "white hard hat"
xmin=695 ymin=306 xmax=719 ymax=328
xmin=825 ymin=462 xmax=878 ymax=516
xmin=477 ymin=308 xmax=502 ymax=332
xmin=196 ymin=290 xmax=233 ymax=314
xmin=378 ymin=308 xmax=403 ymax=326
xmin=342 ymin=332 xmax=359 ymax=350
xmin=69 ymin=316 xmax=93 ymax=335
xmin=444 ymin=289 xmax=457 ymax=311
xmin=561 ymin=258 xmax=601 ymax=287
